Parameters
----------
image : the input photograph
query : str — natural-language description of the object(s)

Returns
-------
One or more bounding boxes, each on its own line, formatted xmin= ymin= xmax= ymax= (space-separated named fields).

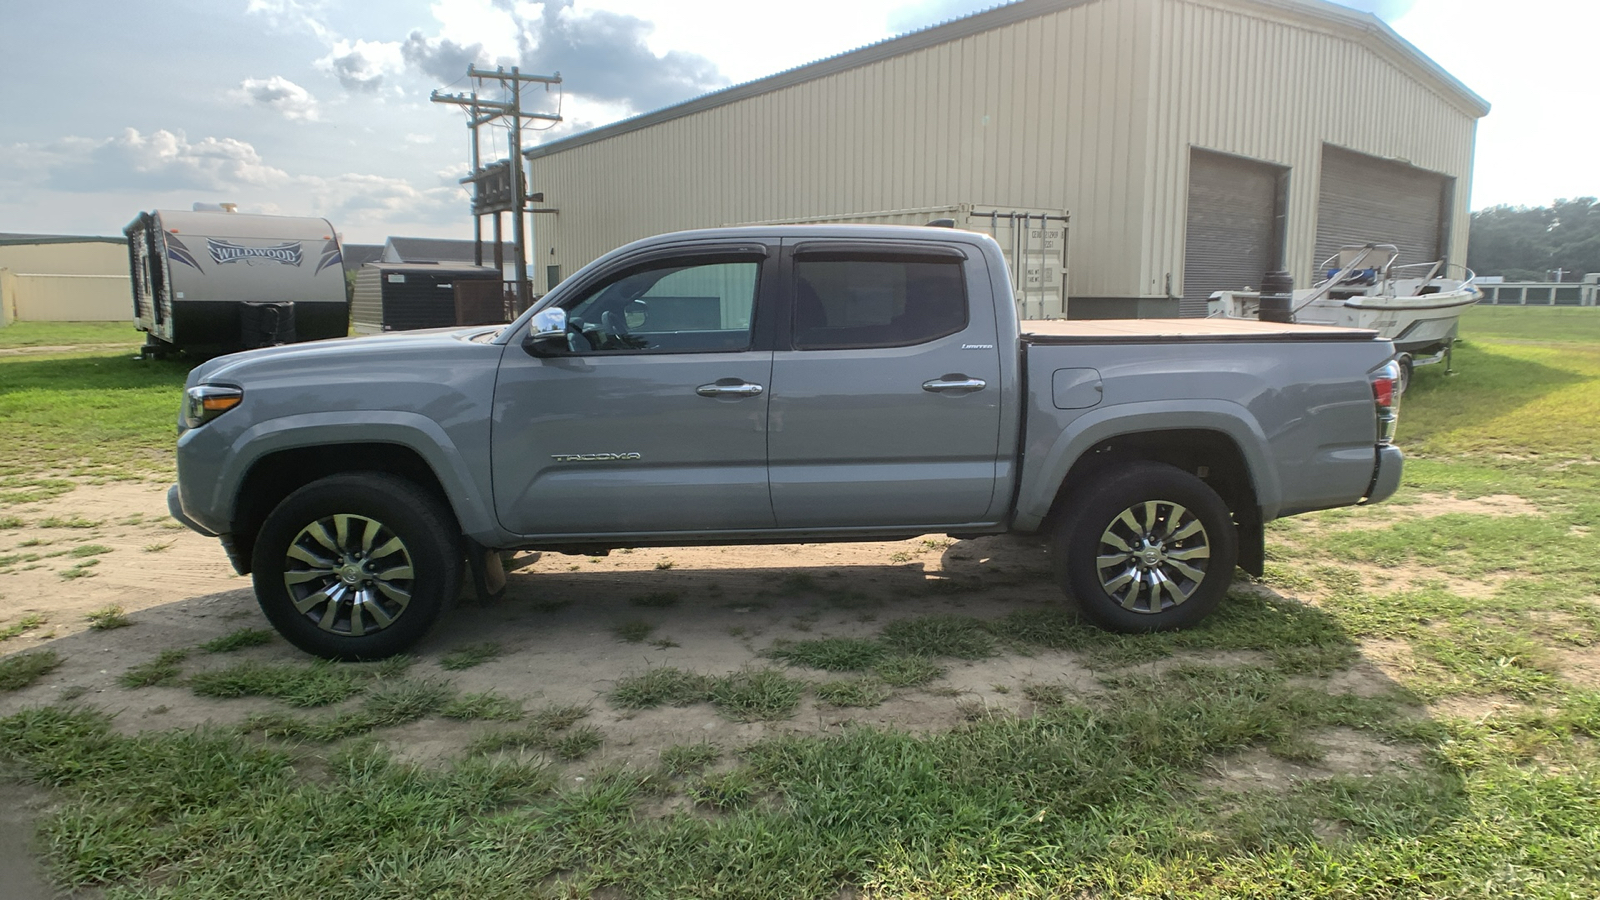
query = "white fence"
xmin=1477 ymin=281 xmax=1598 ymax=307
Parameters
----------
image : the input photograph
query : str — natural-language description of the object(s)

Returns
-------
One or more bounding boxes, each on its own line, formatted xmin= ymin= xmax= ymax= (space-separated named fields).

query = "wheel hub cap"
xmin=282 ymin=514 xmax=415 ymax=637
xmin=1095 ymin=500 xmax=1211 ymax=615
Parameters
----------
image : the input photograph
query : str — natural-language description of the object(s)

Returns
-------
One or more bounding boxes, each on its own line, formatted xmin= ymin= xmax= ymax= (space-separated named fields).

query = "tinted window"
xmin=792 ymin=257 xmax=967 ymax=350
xmin=563 ymin=259 xmax=759 ymax=354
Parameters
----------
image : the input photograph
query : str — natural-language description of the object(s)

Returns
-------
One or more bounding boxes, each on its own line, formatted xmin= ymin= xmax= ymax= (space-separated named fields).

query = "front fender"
xmin=188 ymin=411 xmax=499 ymax=541
xmin=1012 ymin=399 xmax=1281 ymax=531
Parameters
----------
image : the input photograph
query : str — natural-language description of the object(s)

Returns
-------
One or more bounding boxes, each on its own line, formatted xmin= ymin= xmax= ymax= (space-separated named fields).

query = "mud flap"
xmin=1235 ymin=517 xmax=1264 ymax=578
xmin=466 ymin=540 xmax=507 ymax=602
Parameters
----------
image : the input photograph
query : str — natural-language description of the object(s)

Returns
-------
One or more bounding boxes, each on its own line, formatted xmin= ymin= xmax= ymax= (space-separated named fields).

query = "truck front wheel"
xmin=1053 ymin=462 xmax=1237 ymax=632
xmin=251 ymin=473 xmax=461 ymax=660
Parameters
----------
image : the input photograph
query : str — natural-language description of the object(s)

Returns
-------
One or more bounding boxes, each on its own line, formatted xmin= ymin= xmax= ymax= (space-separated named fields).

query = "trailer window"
xmin=792 ymin=257 xmax=967 ymax=350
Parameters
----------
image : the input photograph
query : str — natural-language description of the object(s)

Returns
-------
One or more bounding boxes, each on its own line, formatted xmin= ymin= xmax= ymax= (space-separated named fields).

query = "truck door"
xmin=766 ymin=240 xmax=1004 ymax=528
xmin=491 ymin=245 xmax=777 ymax=536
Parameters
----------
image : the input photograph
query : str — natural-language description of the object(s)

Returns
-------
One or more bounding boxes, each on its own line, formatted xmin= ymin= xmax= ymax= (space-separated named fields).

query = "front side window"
xmin=792 ymin=256 xmax=968 ymax=350
xmin=562 ymin=258 xmax=759 ymax=353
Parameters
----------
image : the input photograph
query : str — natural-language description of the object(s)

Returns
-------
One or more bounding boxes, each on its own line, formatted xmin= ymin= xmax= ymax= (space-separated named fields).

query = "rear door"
xmin=491 ymin=243 xmax=778 ymax=536
xmin=766 ymin=239 xmax=1004 ymax=528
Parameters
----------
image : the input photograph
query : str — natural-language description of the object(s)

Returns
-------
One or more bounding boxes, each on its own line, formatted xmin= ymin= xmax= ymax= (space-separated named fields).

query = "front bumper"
xmin=167 ymin=484 xmax=216 ymax=536
xmin=1361 ymin=445 xmax=1404 ymax=505
xmin=169 ymin=484 xmax=251 ymax=575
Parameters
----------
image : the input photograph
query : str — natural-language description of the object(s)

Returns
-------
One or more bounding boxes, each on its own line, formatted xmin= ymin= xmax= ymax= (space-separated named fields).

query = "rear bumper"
xmin=1362 ymin=445 xmax=1404 ymax=505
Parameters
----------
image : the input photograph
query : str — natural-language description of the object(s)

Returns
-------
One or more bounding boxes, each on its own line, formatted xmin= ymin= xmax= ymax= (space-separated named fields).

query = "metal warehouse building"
xmin=522 ymin=0 xmax=1486 ymax=318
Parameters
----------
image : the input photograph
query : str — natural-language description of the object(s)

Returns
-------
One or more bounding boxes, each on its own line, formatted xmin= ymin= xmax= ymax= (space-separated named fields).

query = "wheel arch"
xmin=225 ymin=429 xmax=486 ymax=573
xmin=1023 ymin=409 xmax=1273 ymax=577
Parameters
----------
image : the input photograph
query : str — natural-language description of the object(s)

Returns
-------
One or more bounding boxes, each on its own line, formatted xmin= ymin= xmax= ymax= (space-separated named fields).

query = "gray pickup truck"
xmin=170 ymin=225 xmax=1403 ymax=659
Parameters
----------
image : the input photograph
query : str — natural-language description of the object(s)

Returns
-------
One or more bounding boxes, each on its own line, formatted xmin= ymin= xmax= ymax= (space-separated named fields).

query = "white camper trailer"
xmin=124 ymin=209 xmax=349 ymax=356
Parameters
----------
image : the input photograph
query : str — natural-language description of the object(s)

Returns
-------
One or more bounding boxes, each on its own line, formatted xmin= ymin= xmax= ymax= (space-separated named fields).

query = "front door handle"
xmin=922 ymin=376 xmax=987 ymax=393
xmin=697 ymin=381 xmax=765 ymax=398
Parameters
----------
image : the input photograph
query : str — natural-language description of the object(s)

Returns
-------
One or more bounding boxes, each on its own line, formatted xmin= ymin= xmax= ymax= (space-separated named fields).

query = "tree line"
xmin=1468 ymin=197 xmax=1600 ymax=281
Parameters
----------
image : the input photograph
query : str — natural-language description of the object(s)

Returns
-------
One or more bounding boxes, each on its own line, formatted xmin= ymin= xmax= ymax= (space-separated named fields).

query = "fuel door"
xmin=1052 ymin=367 xmax=1103 ymax=410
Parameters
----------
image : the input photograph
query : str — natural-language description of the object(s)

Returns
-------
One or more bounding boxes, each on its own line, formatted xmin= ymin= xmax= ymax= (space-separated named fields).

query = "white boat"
xmin=1208 ymin=243 xmax=1481 ymax=392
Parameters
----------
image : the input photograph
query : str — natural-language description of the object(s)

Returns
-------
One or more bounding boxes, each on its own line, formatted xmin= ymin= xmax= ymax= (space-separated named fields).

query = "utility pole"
xmin=431 ymin=66 xmax=560 ymax=311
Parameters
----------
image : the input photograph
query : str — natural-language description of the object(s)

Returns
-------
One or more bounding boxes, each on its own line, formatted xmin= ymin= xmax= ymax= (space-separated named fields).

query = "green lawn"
xmin=0 ymin=349 xmax=189 ymax=504
xmin=2 ymin=308 xmax=1599 ymax=898
xmin=0 ymin=320 xmax=144 ymax=349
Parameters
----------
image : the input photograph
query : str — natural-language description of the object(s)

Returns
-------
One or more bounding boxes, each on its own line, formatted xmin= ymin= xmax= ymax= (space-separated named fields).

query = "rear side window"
xmin=792 ymin=257 xmax=967 ymax=350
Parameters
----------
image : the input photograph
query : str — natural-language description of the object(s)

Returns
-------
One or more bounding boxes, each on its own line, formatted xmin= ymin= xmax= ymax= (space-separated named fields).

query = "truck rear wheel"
xmin=251 ymin=473 xmax=460 ymax=660
xmin=1052 ymin=462 xmax=1237 ymax=632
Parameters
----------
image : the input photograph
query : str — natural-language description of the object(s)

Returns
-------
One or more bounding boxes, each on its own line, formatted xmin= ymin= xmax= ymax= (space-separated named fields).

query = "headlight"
xmin=183 ymin=385 xmax=243 ymax=429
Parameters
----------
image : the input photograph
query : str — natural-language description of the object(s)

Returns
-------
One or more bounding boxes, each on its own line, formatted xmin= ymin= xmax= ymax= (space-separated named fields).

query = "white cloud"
xmin=429 ymin=0 xmax=522 ymax=62
xmin=318 ymin=38 xmax=405 ymax=92
xmin=23 ymin=128 xmax=291 ymax=194
xmin=301 ymin=171 xmax=467 ymax=230
xmin=233 ymin=76 xmax=321 ymax=121
xmin=244 ymin=0 xmax=332 ymax=40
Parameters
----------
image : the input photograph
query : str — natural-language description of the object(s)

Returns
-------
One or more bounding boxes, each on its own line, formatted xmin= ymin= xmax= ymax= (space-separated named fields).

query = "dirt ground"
xmin=0 ymin=481 xmax=1440 ymax=896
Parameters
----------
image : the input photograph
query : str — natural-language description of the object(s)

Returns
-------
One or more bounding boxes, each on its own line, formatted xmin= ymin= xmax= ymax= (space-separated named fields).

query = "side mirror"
xmin=523 ymin=307 xmax=568 ymax=357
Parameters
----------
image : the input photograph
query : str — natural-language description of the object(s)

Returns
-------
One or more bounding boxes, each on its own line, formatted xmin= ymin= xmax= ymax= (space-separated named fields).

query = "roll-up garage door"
xmin=1314 ymin=145 xmax=1451 ymax=274
xmin=1181 ymin=149 xmax=1284 ymax=317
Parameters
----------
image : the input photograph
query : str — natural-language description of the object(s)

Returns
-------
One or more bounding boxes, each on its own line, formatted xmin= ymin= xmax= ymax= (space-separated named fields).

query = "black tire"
xmin=251 ymin=473 xmax=461 ymax=660
xmin=1052 ymin=462 xmax=1238 ymax=633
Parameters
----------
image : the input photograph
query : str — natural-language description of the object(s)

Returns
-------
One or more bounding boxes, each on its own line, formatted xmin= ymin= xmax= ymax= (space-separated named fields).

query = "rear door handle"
xmin=697 ymin=381 xmax=765 ymax=398
xmin=922 ymin=377 xmax=987 ymax=393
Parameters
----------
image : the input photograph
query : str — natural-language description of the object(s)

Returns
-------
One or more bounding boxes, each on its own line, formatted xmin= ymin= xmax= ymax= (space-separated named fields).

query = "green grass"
xmin=767 ymin=636 xmax=886 ymax=671
xmin=467 ymin=704 xmax=597 ymax=758
xmin=0 ymin=346 xmax=190 ymax=503
xmin=609 ymin=667 xmax=713 ymax=709
xmin=199 ymin=627 xmax=275 ymax=653
xmin=0 ymin=614 xmax=47 ymax=642
xmin=813 ymin=676 xmax=891 ymax=708
xmin=0 ymin=321 xmax=144 ymax=349
xmin=118 ymin=650 xmax=188 ymax=688
xmin=880 ymin=614 xmax=995 ymax=659
xmin=441 ymin=691 xmax=526 ymax=721
xmin=659 ymin=743 xmax=719 ymax=776
xmin=0 ymin=649 xmax=61 ymax=690
xmin=609 ymin=666 xmax=805 ymax=722
xmin=84 ymin=604 xmax=131 ymax=630
xmin=872 ymin=653 xmax=946 ymax=687
xmin=438 ymin=641 xmax=502 ymax=670
xmin=189 ymin=661 xmax=367 ymax=708
xmin=706 ymin=668 xmax=805 ymax=722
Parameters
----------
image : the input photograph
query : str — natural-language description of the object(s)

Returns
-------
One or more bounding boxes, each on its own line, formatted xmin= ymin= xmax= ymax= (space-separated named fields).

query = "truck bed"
xmin=1021 ymin=318 xmax=1378 ymax=344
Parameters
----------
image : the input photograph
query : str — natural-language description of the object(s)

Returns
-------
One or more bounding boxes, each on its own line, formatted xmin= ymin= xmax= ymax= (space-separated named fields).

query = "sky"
xmin=0 ymin=0 xmax=1592 ymax=243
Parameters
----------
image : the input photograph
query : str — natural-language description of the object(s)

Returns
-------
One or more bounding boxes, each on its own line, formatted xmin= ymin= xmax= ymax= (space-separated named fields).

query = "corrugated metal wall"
xmin=528 ymin=0 xmax=1146 ymax=299
xmin=1141 ymin=0 xmax=1479 ymax=296
xmin=526 ymin=0 xmax=1480 ymax=309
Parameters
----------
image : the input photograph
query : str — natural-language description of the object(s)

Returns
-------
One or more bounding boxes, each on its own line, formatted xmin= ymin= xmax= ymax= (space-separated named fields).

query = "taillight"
xmin=1371 ymin=360 xmax=1400 ymax=444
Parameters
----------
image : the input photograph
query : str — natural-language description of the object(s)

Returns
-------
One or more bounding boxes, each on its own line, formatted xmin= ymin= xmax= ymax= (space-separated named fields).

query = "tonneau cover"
xmin=1021 ymin=318 xmax=1379 ymax=344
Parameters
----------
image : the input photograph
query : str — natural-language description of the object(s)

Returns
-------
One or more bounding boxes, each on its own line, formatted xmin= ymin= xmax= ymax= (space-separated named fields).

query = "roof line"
xmin=525 ymin=0 xmax=1486 ymax=162
xmin=525 ymin=0 xmax=1093 ymax=160
xmin=0 ymin=235 xmax=125 ymax=247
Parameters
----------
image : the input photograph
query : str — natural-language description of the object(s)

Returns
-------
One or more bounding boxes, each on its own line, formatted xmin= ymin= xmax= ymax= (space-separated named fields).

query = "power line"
xmin=430 ymin=66 xmax=563 ymax=309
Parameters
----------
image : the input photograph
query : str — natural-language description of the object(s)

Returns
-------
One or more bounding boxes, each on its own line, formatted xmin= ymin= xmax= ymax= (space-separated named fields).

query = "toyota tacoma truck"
xmin=169 ymin=225 xmax=1403 ymax=659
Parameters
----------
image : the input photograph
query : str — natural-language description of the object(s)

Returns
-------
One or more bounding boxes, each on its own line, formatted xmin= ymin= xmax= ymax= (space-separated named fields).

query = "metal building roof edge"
xmin=524 ymin=0 xmax=1487 ymax=162
xmin=0 ymin=234 xmax=125 ymax=247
